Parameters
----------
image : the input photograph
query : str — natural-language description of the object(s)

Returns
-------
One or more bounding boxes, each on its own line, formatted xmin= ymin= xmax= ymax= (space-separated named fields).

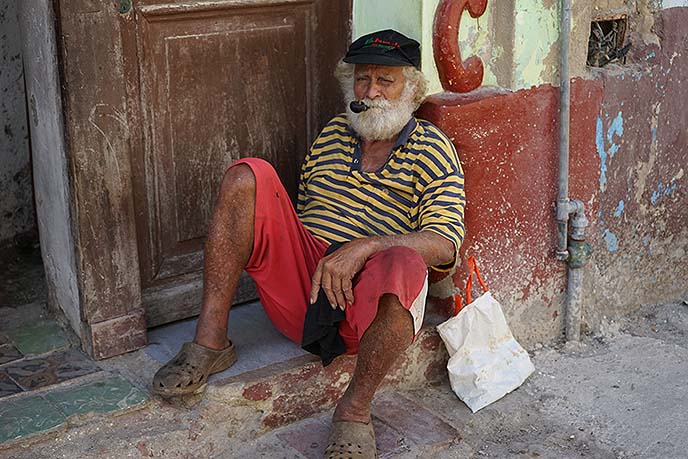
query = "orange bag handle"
xmin=452 ymin=256 xmax=489 ymax=316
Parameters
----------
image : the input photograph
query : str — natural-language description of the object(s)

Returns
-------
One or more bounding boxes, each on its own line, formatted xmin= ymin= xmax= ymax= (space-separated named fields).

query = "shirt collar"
xmin=393 ymin=117 xmax=417 ymax=150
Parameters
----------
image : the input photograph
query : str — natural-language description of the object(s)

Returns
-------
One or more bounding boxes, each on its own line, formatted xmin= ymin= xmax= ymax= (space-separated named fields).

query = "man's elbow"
xmin=428 ymin=233 xmax=456 ymax=267
xmin=440 ymin=238 xmax=456 ymax=265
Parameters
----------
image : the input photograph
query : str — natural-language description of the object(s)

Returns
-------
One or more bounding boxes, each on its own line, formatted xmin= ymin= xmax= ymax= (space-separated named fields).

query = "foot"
xmin=324 ymin=420 xmax=376 ymax=459
xmin=152 ymin=341 xmax=237 ymax=397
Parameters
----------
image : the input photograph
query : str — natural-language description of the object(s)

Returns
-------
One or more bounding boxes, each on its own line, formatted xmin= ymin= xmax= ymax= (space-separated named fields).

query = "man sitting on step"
xmin=152 ymin=29 xmax=465 ymax=458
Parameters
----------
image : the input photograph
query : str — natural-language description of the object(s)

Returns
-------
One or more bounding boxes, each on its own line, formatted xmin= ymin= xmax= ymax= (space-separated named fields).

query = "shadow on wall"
xmin=0 ymin=0 xmax=35 ymax=244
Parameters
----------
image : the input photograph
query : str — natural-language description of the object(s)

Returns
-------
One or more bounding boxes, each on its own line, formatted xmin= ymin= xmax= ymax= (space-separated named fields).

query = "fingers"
xmin=321 ymin=272 xmax=338 ymax=310
xmin=332 ymin=276 xmax=348 ymax=311
xmin=324 ymin=273 xmax=351 ymax=311
xmin=310 ymin=261 xmax=323 ymax=304
xmin=313 ymin=251 xmax=360 ymax=310
xmin=342 ymin=277 xmax=354 ymax=308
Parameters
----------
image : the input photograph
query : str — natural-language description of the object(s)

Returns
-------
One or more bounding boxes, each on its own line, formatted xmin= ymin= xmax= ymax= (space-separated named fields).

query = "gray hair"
xmin=334 ymin=61 xmax=428 ymax=110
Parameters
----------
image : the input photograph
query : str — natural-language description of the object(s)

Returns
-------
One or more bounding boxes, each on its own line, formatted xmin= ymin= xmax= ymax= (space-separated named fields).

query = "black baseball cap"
xmin=343 ymin=29 xmax=421 ymax=69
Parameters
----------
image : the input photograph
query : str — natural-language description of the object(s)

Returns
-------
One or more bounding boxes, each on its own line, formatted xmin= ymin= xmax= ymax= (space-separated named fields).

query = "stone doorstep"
xmin=201 ymin=325 xmax=450 ymax=434
xmin=0 ymin=320 xmax=449 ymax=447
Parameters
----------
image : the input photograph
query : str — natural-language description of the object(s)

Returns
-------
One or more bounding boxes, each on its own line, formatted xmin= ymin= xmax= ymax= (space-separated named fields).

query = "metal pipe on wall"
xmin=557 ymin=0 xmax=593 ymax=342
xmin=556 ymin=0 xmax=573 ymax=261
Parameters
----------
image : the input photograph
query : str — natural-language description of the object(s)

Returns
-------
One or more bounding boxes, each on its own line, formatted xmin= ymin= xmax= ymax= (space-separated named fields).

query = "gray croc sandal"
xmin=152 ymin=341 xmax=237 ymax=397
xmin=324 ymin=421 xmax=377 ymax=459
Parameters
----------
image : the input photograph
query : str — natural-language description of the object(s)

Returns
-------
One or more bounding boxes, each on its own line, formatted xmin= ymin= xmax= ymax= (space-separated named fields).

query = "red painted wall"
xmin=418 ymin=81 xmax=603 ymax=344
xmin=418 ymin=7 xmax=687 ymax=344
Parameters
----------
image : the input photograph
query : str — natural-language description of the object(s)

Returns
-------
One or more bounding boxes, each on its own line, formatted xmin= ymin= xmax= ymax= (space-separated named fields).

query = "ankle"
xmin=194 ymin=336 xmax=230 ymax=351
xmin=333 ymin=394 xmax=372 ymax=424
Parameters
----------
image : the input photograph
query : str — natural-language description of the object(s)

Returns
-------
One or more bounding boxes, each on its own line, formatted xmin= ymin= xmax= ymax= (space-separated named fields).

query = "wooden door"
xmin=123 ymin=0 xmax=351 ymax=326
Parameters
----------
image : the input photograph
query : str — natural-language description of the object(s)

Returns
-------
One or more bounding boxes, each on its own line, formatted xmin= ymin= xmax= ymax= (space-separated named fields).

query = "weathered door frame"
xmin=19 ymin=0 xmax=351 ymax=360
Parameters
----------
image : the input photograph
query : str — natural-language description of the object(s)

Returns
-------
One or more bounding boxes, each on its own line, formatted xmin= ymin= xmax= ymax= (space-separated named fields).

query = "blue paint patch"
xmin=597 ymin=112 xmax=624 ymax=191
xmin=651 ymin=189 xmax=661 ymax=205
xmin=614 ymin=200 xmax=625 ymax=217
xmin=607 ymin=112 xmax=624 ymax=157
xmin=650 ymin=181 xmax=678 ymax=205
xmin=602 ymin=229 xmax=619 ymax=252
xmin=646 ymin=51 xmax=656 ymax=60
xmin=596 ymin=117 xmax=607 ymax=190
xmin=651 ymin=127 xmax=657 ymax=143
xmin=642 ymin=234 xmax=650 ymax=247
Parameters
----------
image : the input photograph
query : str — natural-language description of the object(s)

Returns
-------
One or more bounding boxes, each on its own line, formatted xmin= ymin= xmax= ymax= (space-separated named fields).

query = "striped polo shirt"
xmin=297 ymin=114 xmax=465 ymax=270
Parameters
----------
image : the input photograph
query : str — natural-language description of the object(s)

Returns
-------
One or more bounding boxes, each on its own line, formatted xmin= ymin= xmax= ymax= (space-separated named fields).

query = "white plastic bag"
xmin=437 ymin=257 xmax=535 ymax=413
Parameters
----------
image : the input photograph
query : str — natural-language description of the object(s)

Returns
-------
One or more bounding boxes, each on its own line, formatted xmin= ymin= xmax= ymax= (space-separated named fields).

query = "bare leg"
xmin=333 ymin=294 xmax=414 ymax=423
xmin=193 ymin=164 xmax=255 ymax=350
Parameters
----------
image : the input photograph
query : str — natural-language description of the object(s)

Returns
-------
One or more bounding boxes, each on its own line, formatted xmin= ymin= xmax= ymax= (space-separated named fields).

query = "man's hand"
xmin=310 ymin=239 xmax=379 ymax=310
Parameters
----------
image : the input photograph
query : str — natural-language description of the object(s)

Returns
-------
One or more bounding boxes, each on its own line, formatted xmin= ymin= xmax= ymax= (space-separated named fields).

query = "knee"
xmin=366 ymin=246 xmax=427 ymax=287
xmin=220 ymin=163 xmax=256 ymax=199
xmin=376 ymin=246 xmax=425 ymax=271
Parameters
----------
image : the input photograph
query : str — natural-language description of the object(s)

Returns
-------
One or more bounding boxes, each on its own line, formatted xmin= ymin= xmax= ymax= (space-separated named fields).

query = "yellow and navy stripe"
xmin=297 ymin=114 xmax=465 ymax=270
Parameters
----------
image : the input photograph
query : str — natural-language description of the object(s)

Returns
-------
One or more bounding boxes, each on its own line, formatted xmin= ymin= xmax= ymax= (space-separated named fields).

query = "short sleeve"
xmin=415 ymin=139 xmax=466 ymax=271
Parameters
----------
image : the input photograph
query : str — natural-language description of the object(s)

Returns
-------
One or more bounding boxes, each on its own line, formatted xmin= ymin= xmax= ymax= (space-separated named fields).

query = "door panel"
xmin=126 ymin=0 xmax=351 ymax=326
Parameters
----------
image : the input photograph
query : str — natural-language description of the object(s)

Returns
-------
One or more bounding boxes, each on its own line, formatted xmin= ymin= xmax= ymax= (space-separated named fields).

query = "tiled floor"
xmin=4 ymin=321 xmax=70 ymax=356
xmin=44 ymin=375 xmax=148 ymax=418
xmin=271 ymin=390 xmax=459 ymax=459
xmin=0 ymin=302 xmax=149 ymax=444
xmin=0 ymin=375 xmax=148 ymax=443
xmin=3 ymin=348 xmax=101 ymax=391
xmin=0 ymin=238 xmax=313 ymax=445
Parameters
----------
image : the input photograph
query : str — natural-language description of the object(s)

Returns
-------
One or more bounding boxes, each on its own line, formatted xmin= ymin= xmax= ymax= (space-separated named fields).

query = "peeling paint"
xmin=513 ymin=1 xmax=559 ymax=88
xmin=614 ymin=200 xmax=625 ymax=218
xmin=607 ymin=112 xmax=624 ymax=157
xmin=597 ymin=112 xmax=624 ymax=191
xmin=663 ymin=0 xmax=688 ymax=9
xmin=602 ymin=229 xmax=619 ymax=252
xmin=651 ymin=181 xmax=678 ymax=204
xmin=596 ymin=117 xmax=607 ymax=191
xmin=642 ymin=234 xmax=651 ymax=247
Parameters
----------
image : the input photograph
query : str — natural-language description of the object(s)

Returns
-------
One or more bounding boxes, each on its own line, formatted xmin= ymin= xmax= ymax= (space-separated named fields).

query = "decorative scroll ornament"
xmin=433 ymin=0 xmax=488 ymax=93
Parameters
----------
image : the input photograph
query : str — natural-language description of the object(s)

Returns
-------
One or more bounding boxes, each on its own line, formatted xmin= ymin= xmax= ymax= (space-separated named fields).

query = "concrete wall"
xmin=354 ymin=1 xmax=687 ymax=345
xmin=0 ymin=0 xmax=34 ymax=243
xmin=18 ymin=0 xmax=81 ymax=336
xmin=586 ymin=5 xmax=688 ymax=328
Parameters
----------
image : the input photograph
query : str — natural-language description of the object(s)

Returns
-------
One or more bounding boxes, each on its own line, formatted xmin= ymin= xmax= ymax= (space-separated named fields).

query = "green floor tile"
xmin=0 ymin=395 xmax=65 ymax=443
xmin=4 ymin=322 xmax=69 ymax=356
xmin=45 ymin=375 xmax=149 ymax=418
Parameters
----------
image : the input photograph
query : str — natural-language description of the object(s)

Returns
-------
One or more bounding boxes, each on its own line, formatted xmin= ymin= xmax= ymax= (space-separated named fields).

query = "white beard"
xmin=345 ymin=86 xmax=417 ymax=141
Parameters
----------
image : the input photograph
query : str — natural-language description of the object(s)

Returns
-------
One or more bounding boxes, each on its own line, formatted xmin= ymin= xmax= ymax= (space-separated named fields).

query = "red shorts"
xmin=231 ymin=158 xmax=429 ymax=354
